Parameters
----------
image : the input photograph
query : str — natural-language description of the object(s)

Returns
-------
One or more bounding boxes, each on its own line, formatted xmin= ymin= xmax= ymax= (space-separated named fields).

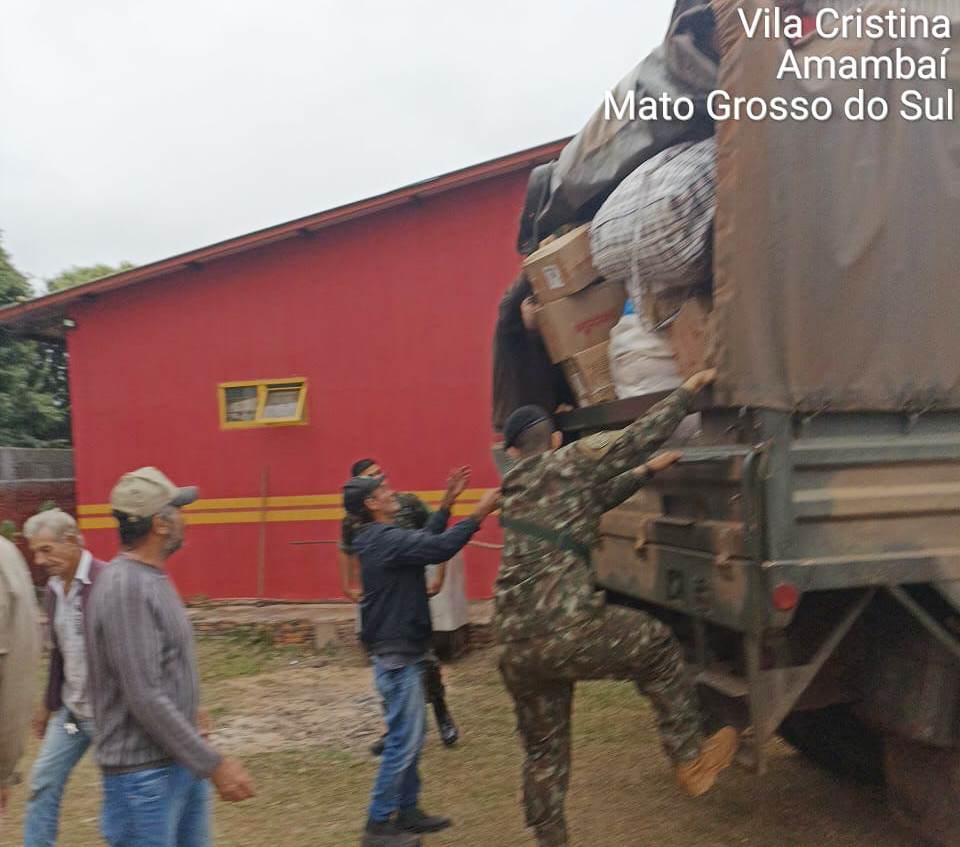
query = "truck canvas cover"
xmin=710 ymin=0 xmax=960 ymax=412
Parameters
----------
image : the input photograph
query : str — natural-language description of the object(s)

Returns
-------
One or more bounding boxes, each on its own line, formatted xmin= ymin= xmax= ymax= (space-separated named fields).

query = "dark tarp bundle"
xmin=517 ymin=0 xmax=718 ymax=254
xmin=710 ymin=0 xmax=960 ymax=412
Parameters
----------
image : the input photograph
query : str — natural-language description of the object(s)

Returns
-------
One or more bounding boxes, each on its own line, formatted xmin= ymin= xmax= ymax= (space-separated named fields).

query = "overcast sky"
xmin=2 ymin=0 xmax=675 ymax=285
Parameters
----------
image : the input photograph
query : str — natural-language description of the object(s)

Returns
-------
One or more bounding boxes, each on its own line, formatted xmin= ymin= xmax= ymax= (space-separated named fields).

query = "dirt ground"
xmin=3 ymin=636 xmax=922 ymax=846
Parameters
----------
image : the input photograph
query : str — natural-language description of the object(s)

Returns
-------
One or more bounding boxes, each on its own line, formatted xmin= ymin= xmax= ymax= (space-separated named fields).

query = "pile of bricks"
xmin=190 ymin=618 xmax=319 ymax=647
xmin=185 ymin=601 xmax=495 ymax=655
xmin=190 ymin=616 xmax=494 ymax=655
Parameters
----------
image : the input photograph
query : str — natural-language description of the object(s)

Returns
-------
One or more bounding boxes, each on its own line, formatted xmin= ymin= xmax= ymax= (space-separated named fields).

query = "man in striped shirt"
xmin=87 ymin=467 xmax=255 ymax=847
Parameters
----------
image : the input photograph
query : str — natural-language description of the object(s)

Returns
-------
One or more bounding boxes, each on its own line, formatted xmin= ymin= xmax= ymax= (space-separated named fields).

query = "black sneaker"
xmin=397 ymin=807 xmax=452 ymax=834
xmin=360 ymin=817 xmax=421 ymax=847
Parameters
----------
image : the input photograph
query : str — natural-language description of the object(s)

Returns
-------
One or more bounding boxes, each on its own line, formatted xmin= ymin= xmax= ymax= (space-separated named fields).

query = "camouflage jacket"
xmin=494 ymin=388 xmax=693 ymax=643
xmin=340 ymin=491 xmax=431 ymax=554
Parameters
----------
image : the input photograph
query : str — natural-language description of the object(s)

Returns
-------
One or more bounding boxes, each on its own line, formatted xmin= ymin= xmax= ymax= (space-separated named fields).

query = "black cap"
xmin=343 ymin=476 xmax=383 ymax=516
xmin=503 ymin=405 xmax=552 ymax=449
xmin=350 ymin=458 xmax=377 ymax=477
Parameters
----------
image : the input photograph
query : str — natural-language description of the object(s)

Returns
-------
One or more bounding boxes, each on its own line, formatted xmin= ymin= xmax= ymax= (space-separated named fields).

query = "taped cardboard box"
xmin=536 ymin=279 xmax=627 ymax=364
xmin=562 ymin=343 xmax=616 ymax=407
xmin=523 ymin=224 xmax=599 ymax=304
xmin=668 ymin=294 xmax=711 ymax=378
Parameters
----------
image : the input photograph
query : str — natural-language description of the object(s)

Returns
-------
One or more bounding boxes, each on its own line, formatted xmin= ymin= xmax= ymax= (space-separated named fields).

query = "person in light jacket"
xmin=0 ymin=536 xmax=41 ymax=817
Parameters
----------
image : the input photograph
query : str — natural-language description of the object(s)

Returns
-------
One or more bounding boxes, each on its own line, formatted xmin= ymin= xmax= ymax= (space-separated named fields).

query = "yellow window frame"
xmin=218 ymin=378 xmax=308 ymax=430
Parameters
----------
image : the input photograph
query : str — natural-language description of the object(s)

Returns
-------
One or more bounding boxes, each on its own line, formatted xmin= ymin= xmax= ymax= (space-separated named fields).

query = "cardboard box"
xmin=642 ymin=285 xmax=698 ymax=327
xmin=562 ymin=343 xmax=616 ymax=407
xmin=668 ymin=295 xmax=711 ymax=377
xmin=523 ymin=224 xmax=600 ymax=304
xmin=536 ymin=279 xmax=627 ymax=364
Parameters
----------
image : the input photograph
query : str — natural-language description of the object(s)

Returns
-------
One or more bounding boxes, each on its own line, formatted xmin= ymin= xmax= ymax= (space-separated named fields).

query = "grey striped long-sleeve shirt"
xmin=87 ymin=555 xmax=221 ymax=777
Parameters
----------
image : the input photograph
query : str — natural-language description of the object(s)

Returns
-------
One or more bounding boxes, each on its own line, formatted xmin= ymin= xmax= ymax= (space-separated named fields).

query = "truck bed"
xmin=559 ymin=394 xmax=960 ymax=632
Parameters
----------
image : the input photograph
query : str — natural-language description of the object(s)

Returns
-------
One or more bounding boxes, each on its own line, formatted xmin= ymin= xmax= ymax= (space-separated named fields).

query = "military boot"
xmin=360 ymin=817 xmax=421 ymax=847
xmin=675 ymin=726 xmax=740 ymax=797
xmin=397 ymin=806 xmax=452 ymax=833
xmin=432 ymin=698 xmax=459 ymax=747
xmin=534 ymin=818 xmax=568 ymax=847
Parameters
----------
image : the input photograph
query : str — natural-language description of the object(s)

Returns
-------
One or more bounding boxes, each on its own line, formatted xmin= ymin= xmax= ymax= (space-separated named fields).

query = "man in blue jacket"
xmin=345 ymin=473 xmax=500 ymax=847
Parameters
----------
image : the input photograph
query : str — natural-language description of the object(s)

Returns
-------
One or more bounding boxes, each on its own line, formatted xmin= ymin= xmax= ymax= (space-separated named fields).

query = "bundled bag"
xmin=590 ymin=137 xmax=716 ymax=312
xmin=517 ymin=1 xmax=717 ymax=253
xmin=608 ymin=299 xmax=682 ymax=398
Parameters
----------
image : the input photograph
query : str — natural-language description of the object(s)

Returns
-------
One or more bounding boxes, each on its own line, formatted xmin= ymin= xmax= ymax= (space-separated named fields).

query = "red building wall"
xmin=66 ymin=169 xmax=528 ymax=600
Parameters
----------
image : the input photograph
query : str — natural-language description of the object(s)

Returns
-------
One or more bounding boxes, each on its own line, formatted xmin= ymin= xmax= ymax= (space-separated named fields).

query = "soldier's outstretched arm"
xmin=596 ymin=468 xmax=648 ymax=512
xmin=589 ymin=370 xmax=716 ymax=484
xmin=596 ymin=450 xmax=684 ymax=512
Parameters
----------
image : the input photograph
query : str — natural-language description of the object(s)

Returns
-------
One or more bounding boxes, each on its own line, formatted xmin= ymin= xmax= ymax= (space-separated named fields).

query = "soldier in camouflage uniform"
xmin=341 ymin=459 xmax=460 ymax=750
xmin=496 ymin=371 xmax=738 ymax=847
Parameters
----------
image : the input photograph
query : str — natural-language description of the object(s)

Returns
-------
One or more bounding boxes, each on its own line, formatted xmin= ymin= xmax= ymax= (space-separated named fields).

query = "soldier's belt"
xmin=500 ymin=518 xmax=592 ymax=561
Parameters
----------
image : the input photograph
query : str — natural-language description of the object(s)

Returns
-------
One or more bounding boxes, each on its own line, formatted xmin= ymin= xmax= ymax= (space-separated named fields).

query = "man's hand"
xmin=211 ymin=757 xmax=255 ymax=802
xmin=681 ymin=369 xmax=717 ymax=394
xmin=644 ymin=451 xmax=683 ymax=475
xmin=470 ymin=488 xmax=502 ymax=525
xmin=521 ymin=297 xmax=539 ymax=331
xmin=33 ymin=707 xmax=51 ymax=740
xmin=441 ymin=467 xmax=471 ymax=510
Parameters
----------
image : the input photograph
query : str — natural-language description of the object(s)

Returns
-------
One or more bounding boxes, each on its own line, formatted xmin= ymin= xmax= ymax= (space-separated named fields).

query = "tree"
xmin=46 ymin=261 xmax=134 ymax=294
xmin=0 ymin=238 xmax=71 ymax=446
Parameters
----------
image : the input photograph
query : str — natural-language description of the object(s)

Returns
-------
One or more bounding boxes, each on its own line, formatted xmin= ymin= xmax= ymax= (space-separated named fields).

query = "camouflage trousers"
xmin=498 ymin=605 xmax=704 ymax=847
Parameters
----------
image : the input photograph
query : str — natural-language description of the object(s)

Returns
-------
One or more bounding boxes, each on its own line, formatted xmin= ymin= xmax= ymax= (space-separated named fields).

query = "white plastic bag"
xmin=608 ymin=300 xmax=682 ymax=399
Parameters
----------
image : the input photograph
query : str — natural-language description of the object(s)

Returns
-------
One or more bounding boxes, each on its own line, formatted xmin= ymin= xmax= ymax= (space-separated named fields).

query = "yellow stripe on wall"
xmin=78 ymin=517 xmax=121 ymax=530
xmin=77 ymin=489 xmax=487 ymax=517
xmin=77 ymin=496 xmax=485 ymax=531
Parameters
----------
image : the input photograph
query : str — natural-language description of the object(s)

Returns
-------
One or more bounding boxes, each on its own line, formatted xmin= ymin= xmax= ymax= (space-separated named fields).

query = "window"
xmin=218 ymin=379 xmax=308 ymax=429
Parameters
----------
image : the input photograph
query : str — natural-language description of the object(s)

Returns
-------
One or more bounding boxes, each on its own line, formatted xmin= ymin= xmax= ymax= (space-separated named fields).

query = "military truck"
xmin=518 ymin=8 xmax=960 ymax=844
xmin=557 ymin=390 xmax=960 ymax=842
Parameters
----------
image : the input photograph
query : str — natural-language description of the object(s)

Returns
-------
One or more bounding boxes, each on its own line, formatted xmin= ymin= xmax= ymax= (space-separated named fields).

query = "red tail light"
xmin=772 ymin=582 xmax=800 ymax=612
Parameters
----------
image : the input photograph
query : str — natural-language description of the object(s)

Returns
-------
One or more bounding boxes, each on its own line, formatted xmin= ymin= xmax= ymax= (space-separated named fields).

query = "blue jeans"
xmin=100 ymin=763 xmax=211 ymax=847
xmin=24 ymin=709 xmax=94 ymax=847
xmin=368 ymin=659 xmax=427 ymax=822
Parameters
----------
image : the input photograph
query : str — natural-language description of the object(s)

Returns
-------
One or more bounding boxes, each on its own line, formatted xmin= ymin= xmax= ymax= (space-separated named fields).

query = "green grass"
xmin=196 ymin=634 xmax=312 ymax=684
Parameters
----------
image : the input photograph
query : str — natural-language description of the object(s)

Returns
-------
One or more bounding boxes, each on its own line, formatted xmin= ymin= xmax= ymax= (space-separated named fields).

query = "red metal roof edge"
xmin=0 ymin=137 xmax=568 ymax=328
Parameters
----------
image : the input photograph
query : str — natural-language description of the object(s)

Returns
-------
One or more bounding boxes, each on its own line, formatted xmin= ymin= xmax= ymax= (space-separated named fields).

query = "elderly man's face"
xmin=29 ymin=528 xmax=82 ymax=579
